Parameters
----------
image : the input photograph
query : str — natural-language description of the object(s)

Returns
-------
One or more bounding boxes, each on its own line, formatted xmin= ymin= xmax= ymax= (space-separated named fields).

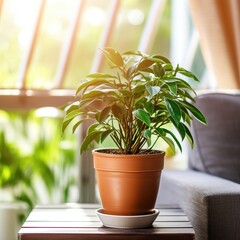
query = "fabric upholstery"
xmin=157 ymin=170 xmax=240 ymax=240
xmin=188 ymin=92 xmax=240 ymax=183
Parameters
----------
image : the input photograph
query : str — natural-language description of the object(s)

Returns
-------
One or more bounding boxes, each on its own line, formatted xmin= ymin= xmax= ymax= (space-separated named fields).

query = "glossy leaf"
xmin=143 ymin=129 xmax=151 ymax=139
xmin=87 ymin=123 xmax=100 ymax=135
xmin=146 ymin=85 xmax=160 ymax=99
xmin=178 ymin=67 xmax=199 ymax=81
xmin=76 ymin=79 xmax=109 ymax=96
xmin=167 ymin=82 xmax=177 ymax=95
xmin=80 ymin=131 xmax=103 ymax=153
xmin=133 ymin=109 xmax=151 ymax=127
xmin=72 ymin=119 xmax=87 ymax=133
xmin=123 ymin=50 xmax=142 ymax=56
xmin=165 ymin=99 xmax=181 ymax=125
xmin=63 ymin=109 xmax=82 ymax=122
xmin=144 ymin=129 xmax=152 ymax=147
xmin=86 ymin=73 xmax=116 ymax=79
xmin=137 ymin=59 xmax=154 ymax=71
xmin=100 ymin=129 xmax=113 ymax=143
xmin=62 ymin=118 xmax=73 ymax=134
xmin=66 ymin=103 xmax=79 ymax=114
xmin=180 ymin=101 xmax=207 ymax=125
xmin=96 ymin=106 xmax=111 ymax=123
xmin=171 ymin=119 xmax=186 ymax=140
xmin=183 ymin=124 xmax=194 ymax=148
xmin=62 ymin=47 xmax=207 ymax=154
xmin=153 ymin=63 xmax=165 ymax=78
xmin=160 ymin=128 xmax=182 ymax=152
xmin=101 ymin=47 xmax=124 ymax=67
xmin=82 ymin=90 xmax=105 ymax=100
xmin=144 ymin=101 xmax=154 ymax=115
xmin=156 ymin=128 xmax=176 ymax=153
xmin=152 ymin=55 xmax=171 ymax=64
xmin=112 ymin=103 xmax=124 ymax=120
xmin=133 ymin=84 xmax=145 ymax=93
xmin=163 ymin=77 xmax=195 ymax=93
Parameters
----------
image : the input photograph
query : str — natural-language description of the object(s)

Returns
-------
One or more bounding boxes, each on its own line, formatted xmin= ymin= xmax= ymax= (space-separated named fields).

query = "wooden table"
xmin=18 ymin=204 xmax=195 ymax=240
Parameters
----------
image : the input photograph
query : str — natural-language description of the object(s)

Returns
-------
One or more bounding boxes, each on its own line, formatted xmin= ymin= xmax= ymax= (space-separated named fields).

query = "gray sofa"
xmin=157 ymin=92 xmax=240 ymax=240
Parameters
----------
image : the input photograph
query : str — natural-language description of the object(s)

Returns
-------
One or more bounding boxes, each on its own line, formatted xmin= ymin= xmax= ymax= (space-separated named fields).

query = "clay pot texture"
xmin=93 ymin=149 xmax=165 ymax=216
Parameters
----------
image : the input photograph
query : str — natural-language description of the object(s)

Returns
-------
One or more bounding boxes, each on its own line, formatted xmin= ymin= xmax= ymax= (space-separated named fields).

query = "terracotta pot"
xmin=93 ymin=149 xmax=165 ymax=216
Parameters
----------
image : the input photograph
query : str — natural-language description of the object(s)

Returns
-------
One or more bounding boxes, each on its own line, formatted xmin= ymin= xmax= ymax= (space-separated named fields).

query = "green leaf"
xmin=87 ymin=123 xmax=99 ymax=135
xmin=181 ymin=110 xmax=192 ymax=126
xmin=96 ymin=106 xmax=111 ymax=123
xmin=101 ymin=47 xmax=124 ymax=67
xmin=182 ymin=123 xmax=194 ymax=148
xmin=182 ymin=90 xmax=195 ymax=102
xmin=63 ymin=109 xmax=82 ymax=122
xmin=165 ymin=99 xmax=181 ymax=125
xmin=133 ymin=109 xmax=151 ymax=127
xmin=127 ymin=63 xmax=138 ymax=78
xmin=80 ymin=131 xmax=103 ymax=153
xmin=167 ymin=82 xmax=177 ymax=95
xmin=160 ymin=128 xmax=182 ymax=152
xmin=133 ymin=84 xmax=145 ymax=94
xmin=143 ymin=129 xmax=151 ymax=139
xmin=86 ymin=73 xmax=116 ymax=79
xmin=119 ymin=89 xmax=131 ymax=97
xmin=156 ymin=128 xmax=176 ymax=153
xmin=137 ymin=59 xmax=154 ymax=71
xmin=146 ymin=85 xmax=160 ymax=99
xmin=153 ymin=63 xmax=165 ymax=77
xmin=82 ymin=90 xmax=105 ymax=100
xmin=171 ymin=119 xmax=186 ymax=140
xmin=62 ymin=118 xmax=73 ymax=133
xmin=100 ymin=130 xmax=113 ymax=143
xmin=163 ymin=77 xmax=195 ymax=93
xmin=66 ymin=103 xmax=79 ymax=114
xmin=76 ymin=79 xmax=112 ymax=96
xmin=139 ymin=67 xmax=154 ymax=74
xmin=152 ymin=55 xmax=171 ymax=64
xmin=178 ymin=67 xmax=199 ymax=81
xmin=144 ymin=101 xmax=154 ymax=115
xmin=163 ymin=64 xmax=173 ymax=71
xmin=72 ymin=119 xmax=87 ymax=133
xmin=123 ymin=50 xmax=142 ymax=56
xmin=180 ymin=101 xmax=207 ymax=125
xmin=112 ymin=103 xmax=124 ymax=120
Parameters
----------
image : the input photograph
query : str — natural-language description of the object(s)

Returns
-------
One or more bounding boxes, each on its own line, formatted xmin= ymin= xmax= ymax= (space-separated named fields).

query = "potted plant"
xmin=62 ymin=47 xmax=206 ymax=216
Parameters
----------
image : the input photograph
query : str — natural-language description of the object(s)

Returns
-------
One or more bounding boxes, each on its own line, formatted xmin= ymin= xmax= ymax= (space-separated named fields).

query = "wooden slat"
xmin=53 ymin=0 xmax=85 ymax=89
xmin=0 ymin=89 xmax=75 ymax=110
xmin=138 ymin=0 xmax=167 ymax=53
xmin=90 ymin=0 xmax=121 ymax=73
xmin=16 ymin=0 xmax=46 ymax=90
xmin=18 ymin=204 xmax=195 ymax=240
xmin=25 ymin=213 xmax=188 ymax=223
xmin=0 ymin=0 xmax=3 ymax=17
xmin=22 ymin=221 xmax=192 ymax=228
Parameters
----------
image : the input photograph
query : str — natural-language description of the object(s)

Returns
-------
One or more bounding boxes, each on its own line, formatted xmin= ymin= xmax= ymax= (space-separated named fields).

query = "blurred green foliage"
xmin=0 ymin=109 xmax=77 ymax=221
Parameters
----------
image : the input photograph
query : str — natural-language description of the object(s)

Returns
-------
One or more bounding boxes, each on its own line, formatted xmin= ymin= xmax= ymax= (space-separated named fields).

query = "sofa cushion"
xmin=157 ymin=170 xmax=240 ymax=240
xmin=188 ymin=92 xmax=240 ymax=183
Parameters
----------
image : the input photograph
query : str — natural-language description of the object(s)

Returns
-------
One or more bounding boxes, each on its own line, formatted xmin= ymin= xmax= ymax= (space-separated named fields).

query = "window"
xmin=0 ymin=0 xmax=208 ymax=208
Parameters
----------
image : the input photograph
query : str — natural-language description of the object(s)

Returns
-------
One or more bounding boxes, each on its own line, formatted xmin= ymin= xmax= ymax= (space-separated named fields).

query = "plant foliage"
xmin=63 ymin=48 xmax=207 ymax=154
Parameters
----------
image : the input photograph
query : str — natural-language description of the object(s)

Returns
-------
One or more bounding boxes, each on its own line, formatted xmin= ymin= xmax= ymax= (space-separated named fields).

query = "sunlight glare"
xmin=84 ymin=7 xmax=106 ymax=26
xmin=127 ymin=9 xmax=144 ymax=26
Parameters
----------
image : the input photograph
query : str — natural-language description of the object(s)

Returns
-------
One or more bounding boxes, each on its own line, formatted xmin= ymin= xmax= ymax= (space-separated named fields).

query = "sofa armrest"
xmin=157 ymin=170 xmax=240 ymax=240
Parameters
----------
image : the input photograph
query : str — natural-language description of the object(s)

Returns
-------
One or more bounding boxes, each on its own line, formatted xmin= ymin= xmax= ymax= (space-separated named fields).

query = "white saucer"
xmin=96 ymin=209 xmax=159 ymax=229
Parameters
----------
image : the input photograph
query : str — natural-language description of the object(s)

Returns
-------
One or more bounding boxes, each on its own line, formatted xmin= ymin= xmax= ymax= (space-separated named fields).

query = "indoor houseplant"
xmin=62 ymin=47 xmax=207 ymax=216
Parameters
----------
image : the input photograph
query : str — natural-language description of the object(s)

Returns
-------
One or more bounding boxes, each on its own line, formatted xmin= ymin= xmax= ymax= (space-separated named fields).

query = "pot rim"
xmin=93 ymin=148 xmax=165 ymax=172
xmin=92 ymin=148 xmax=165 ymax=158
